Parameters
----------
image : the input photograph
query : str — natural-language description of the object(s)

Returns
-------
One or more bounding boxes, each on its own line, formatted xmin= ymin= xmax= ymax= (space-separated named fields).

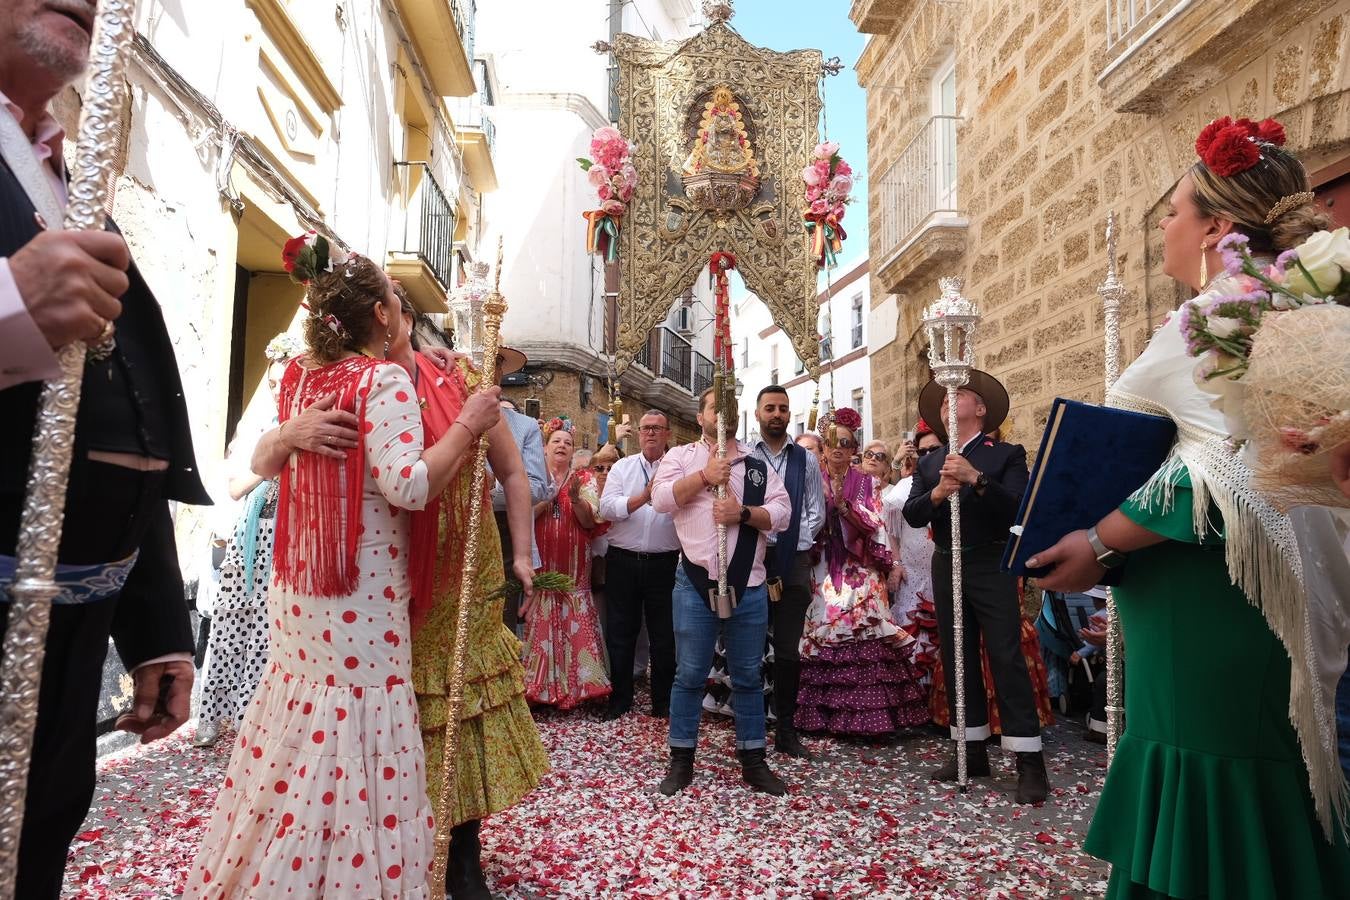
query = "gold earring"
xmin=1199 ymin=243 xmax=1208 ymax=288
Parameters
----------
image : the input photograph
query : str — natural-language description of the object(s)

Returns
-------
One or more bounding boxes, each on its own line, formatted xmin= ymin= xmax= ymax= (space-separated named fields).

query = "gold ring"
xmin=93 ymin=318 xmax=115 ymax=345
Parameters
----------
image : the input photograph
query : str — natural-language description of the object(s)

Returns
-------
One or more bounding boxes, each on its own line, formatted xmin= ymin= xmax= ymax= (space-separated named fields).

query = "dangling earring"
xmin=1198 ymin=243 xmax=1209 ymax=289
xmin=383 ymin=330 xmax=391 ymax=358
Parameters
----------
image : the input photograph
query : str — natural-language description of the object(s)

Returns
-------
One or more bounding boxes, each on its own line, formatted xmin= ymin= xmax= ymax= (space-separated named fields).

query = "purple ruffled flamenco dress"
xmin=795 ymin=467 xmax=928 ymax=736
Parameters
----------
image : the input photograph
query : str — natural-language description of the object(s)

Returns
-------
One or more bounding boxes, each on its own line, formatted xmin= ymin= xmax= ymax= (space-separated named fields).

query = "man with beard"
xmin=750 ymin=385 xmax=823 ymax=758
xmin=598 ymin=410 xmax=680 ymax=720
xmin=0 ymin=1 xmax=211 ymax=894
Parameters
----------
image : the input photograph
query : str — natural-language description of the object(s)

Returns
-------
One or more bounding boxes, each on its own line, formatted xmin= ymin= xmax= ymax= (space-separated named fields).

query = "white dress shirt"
xmin=598 ymin=452 xmax=681 ymax=553
xmin=753 ymin=439 xmax=824 ymax=552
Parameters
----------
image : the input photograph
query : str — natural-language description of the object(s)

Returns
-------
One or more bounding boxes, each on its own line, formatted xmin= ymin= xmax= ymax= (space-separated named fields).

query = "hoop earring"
xmin=1198 ymin=243 xmax=1208 ymax=289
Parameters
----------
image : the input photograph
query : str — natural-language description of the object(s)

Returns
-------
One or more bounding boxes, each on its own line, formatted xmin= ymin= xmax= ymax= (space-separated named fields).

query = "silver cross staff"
xmin=0 ymin=1 xmax=139 ymax=896
xmin=1098 ymin=212 xmax=1126 ymax=760
xmin=923 ymin=277 xmax=982 ymax=792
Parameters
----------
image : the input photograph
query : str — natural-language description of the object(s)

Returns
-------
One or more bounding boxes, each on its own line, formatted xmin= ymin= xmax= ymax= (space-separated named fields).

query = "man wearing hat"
xmin=490 ymin=346 xmax=549 ymax=630
xmin=902 ymin=369 xmax=1047 ymax=803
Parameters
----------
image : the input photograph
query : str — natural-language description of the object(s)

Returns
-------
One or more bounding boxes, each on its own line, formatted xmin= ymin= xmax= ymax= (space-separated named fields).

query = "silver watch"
xmin=1086 ymin=526 xmax=1127 ymax=569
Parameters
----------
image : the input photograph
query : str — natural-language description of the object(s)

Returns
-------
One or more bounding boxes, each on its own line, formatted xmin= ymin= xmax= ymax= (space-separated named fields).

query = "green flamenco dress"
xmin=1085 ymin=469 xmax=1350 ymax=898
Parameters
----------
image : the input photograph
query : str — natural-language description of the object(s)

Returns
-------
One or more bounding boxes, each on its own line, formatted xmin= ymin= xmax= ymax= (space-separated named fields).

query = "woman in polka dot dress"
xmin=184 ymin=243 xmax=503 ymax=899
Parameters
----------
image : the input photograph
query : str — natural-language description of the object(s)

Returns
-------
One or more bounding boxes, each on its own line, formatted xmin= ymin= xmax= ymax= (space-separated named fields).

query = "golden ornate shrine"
xmin=610 ymin=16 xmax=824 ymax=378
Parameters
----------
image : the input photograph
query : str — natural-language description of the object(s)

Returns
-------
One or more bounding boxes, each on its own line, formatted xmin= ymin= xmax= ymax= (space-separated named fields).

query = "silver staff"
xmin=923 ymin=277 xmax=981 ymax=791
xmin=0 ymin=2 xmax=139 ymax=895
xmin=1098 ymin=212 xmax=1126 ymax=760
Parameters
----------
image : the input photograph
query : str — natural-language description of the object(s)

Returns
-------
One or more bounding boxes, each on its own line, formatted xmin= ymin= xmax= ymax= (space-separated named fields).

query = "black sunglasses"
xmin=591 ymin=464 xmax=611 ymax=472
xmin=917 ymin=446 xmax=941 ymax=457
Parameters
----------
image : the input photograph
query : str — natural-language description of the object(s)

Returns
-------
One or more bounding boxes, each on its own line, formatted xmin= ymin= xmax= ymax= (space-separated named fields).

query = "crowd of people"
xmin=2 ymin=6 xmax=1350 ymax=899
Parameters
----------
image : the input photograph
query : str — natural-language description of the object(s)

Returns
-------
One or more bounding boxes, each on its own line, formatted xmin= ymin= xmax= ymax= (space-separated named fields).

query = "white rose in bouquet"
xmin=1281 ymin=226 xmax=1350 ymax=298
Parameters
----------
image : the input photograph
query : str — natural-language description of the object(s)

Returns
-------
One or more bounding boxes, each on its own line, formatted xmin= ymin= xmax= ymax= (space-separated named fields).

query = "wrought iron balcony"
xmin=452 ymin=0 xmax=476 ymax=63
xmin=388 ymin=162 xmax=457 ymax=311
xmin=875 ymin=114 xmax=966 ymax=293
xmin=634 ymin=326 xmax=714 ymax=396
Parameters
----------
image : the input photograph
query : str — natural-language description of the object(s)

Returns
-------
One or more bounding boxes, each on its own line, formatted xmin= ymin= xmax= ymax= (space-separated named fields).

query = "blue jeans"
xmin=669 ymin=567 xmax=768 ymax=751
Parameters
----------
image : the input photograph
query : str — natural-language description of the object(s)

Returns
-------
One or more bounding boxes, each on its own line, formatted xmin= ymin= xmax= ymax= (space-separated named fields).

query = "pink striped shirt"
xmin=649 ymin=437 xmax=791 ymax=588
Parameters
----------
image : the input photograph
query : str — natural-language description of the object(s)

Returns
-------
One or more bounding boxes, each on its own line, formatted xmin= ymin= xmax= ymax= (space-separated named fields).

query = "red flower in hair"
xmin=832 ymin=407 xmax=862 ymax=432
xmin=281 ymin=233 xmax=309 ymax=274
xmin=1203 ymin=125 xmax=1262 ymax=177
xmin=915 ymin=418 xmax=933 ymax=437
xmin=1194 ymin=116 xmax=1234 ymax=159
xmin=1254 ymin=117 xmax=1286 ymax=146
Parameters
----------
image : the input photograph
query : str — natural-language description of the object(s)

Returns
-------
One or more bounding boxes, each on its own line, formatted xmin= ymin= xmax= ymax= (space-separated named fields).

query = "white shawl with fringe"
xmin=1108 ymin=275 xmax=1350 ymax=840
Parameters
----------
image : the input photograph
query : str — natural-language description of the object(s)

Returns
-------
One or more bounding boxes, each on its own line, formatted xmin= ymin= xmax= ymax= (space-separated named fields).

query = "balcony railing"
xmin=1106 ymin=0 xmax=1188 ymax=50
xmin=452 ymin=0 xmax=476 ymax=63
xmin=634 ymin=326 xmax=714 ymax=395
xmin=394 ymin=162 xmax=457 ymax=291
xmin=877 ymin=114 xmax=961 ymax=259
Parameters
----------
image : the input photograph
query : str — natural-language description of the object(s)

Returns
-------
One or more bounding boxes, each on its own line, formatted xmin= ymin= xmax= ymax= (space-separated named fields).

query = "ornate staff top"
xmin=702 ymin=0 xmax=734 ymax=23
xmin=923 ymin=276 xmax=981 ymax=386
xmin=1098 ymin=211 xmax=1126 ymax=390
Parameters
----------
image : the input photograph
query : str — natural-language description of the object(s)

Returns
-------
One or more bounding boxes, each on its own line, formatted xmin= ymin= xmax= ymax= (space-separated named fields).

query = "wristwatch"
xmin=1086 ymin=526 xmax=1127 ymax=569
xmin=974 ymin=473 xmax=989 ymax=492
xmin=739 ymin=505 xmax=751 ymax=524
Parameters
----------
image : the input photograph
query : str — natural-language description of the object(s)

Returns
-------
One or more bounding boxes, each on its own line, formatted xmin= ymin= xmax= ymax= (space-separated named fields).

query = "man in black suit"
xmin=903 ymin=370 xmax=1048 ymax=804
xmin=0 ymin=3 xmax=206 ymax=894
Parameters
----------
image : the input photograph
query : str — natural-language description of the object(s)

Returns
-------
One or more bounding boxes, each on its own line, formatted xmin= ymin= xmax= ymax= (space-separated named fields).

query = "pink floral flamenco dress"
xmin=796 ymin=467 xmax=928 ymax=736
xmin=185 ymin=358 xmax=435 ymax=898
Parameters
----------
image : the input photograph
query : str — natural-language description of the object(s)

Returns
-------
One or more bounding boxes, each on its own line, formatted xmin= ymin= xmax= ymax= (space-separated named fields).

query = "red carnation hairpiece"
xmin=1195 ymin=116 xmax=1287 ymax=177
xmin=832 ymin=407 xmax=862 ymax=432
xmin=915 ymin=418 xmax=933 ymax=437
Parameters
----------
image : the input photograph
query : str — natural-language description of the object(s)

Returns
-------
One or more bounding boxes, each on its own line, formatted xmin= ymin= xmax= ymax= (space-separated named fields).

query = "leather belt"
xmin=609 ymin=546 xmax=680 ymax=561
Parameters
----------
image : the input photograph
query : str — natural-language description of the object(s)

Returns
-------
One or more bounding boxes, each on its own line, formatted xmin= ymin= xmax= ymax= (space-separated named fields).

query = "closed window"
xmin=850 ymin=293 xmax=864 ymax=349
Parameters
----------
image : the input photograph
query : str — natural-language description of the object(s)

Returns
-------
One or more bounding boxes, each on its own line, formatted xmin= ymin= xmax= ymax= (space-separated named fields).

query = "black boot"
xmin=1015 ymin=751 xmax=1050 ymax=804
xmin=446 ymin=819 xmax=494 ymax=900
xmin=929 ymin=739 xmax=992 ymax=781
xmin=658 ymin=747 xmax=695 ymax=796
xmin=774 ymin=725 xmax=814 ymax=761
xmin=738 ymin=748 xmax=787 ymax=796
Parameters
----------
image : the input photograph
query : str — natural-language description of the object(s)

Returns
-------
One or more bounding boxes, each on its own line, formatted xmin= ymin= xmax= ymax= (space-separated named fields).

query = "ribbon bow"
xmin=582 ymin=210 xmax=621 ymax=263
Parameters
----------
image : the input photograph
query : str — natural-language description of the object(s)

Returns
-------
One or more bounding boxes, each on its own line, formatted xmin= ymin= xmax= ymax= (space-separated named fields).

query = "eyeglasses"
xmin=917 ymin=446 xmax=941 ymax=457
xmin=862 ymin=450 xmax=889 ymax=463
xmin=835 ymin=438 xmax=858 ymax=449
xmin=638 ymin=425 xmax=669 ymax=434
xmin=591 ymin=465 xmax=611 ymax=472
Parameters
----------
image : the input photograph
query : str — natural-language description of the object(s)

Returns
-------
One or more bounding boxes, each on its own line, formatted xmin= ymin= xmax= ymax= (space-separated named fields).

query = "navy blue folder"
xmin=1000 ymin=398 xmax=1176 ymax=584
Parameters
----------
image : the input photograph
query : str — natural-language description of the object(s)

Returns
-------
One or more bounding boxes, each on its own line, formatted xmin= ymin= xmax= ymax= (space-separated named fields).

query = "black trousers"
xmin=769 ymin=549 xmax=812 ymax=729
xmin=495 ymin=511 xmax=522 ymax=631
xmin=0 ymin=463 xmax=163 ymax=899
xmin=603 ymin=547 xmax=677 ymax=714
xmin=931 ymin=543 xmax=1041 ymax=746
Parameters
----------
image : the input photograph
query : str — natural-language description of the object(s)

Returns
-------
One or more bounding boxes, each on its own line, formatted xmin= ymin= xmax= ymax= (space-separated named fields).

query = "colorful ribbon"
xmin=805 ymin=215 xmax=846 ymax=269
xmin=583 ymin=210 xmax=621 ymax=263
xmin=709 ymin=252 xmax=737 ymax=372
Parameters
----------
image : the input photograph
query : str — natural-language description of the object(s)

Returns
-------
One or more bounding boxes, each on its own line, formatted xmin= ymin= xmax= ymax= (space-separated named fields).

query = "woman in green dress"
xmin=1031 ymin=117 xmax=1350 ymax=898
xmin=389 ymin=296 xmax=550 ymax=900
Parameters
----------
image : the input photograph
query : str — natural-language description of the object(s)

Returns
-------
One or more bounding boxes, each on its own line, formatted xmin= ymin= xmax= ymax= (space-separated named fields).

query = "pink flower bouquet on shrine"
xmin=802 ymin=140 xmax=853 ymax=268
xmin=578 ymin=126 xmax=637 ymax=262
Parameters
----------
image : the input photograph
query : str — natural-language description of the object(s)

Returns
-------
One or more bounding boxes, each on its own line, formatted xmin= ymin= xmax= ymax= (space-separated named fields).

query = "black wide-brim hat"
xmin=497 ymin=346 xmax=527 ymax=376
xmin=917 ymin=369 xmax=1010 ymax=443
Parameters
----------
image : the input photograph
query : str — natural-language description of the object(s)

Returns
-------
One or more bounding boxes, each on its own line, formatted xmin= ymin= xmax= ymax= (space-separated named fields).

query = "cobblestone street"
xmin=65 ymin=707 xmax=1109 ymax=898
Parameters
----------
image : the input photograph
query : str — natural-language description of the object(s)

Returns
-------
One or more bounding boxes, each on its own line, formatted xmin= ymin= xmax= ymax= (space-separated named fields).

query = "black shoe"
xmin=650 ymin=704 xmax=669 ymax=719
xmin=1015 ymin=751 xmax=1050 ymax=804
xmin=774 ymin=726 xmax=814 ymax=761
xmin=929 ymin=740 xmax=991 ymax=782
xmin=658 ymin=747 xmax=695 ymax=796
xmin=737 ymin=748 xmax=787 ymax=796
xmin=1084 ymin=728 xmax=1107 ymax=745
xmin=446 ymin=819 xmax=495 ymax=900
xmin=599 ymin=704 xmax=629 ymax=722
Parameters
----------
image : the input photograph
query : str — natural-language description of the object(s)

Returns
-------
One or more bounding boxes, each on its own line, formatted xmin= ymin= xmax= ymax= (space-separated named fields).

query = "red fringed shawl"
xmin=273 ymin=356 xmax=382 ymax=597
xmin=407 ymin=353 xmax=472 ymax=631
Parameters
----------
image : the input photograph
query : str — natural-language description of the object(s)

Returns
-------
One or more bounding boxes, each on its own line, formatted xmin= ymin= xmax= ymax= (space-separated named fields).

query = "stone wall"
xmin=857 ymin=0 xmax=1350 ymax=449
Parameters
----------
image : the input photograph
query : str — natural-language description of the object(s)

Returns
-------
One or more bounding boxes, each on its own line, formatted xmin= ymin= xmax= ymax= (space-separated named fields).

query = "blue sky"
xmin=725 ymin=1 xmax=869 ymax=275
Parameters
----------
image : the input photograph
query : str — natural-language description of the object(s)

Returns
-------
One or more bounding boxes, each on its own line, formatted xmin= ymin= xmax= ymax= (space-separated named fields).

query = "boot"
xmin=446 ymin=819 xmax=494 ymax=900
xmin=738 ymin=748 xmax=787 ymax=796
xmin=774 ymin=725 xmax=814 ymax=761
xmin=658 ymin=747 xmax=695 ymax=796
xmin=929 ymin=739 xmax=991 ymax=782
xmin=1014 ymin=751 xmax=1050 ymax=804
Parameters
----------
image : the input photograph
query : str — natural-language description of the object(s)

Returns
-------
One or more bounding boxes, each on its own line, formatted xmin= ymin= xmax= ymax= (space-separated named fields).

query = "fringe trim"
xmin=1110 ymin=387 xmax=1349 ymax=841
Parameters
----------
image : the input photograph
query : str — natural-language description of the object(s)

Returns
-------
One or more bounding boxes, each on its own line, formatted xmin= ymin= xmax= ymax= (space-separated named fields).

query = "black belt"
xmin=609 ymin=546 xmax=680 ymax=561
